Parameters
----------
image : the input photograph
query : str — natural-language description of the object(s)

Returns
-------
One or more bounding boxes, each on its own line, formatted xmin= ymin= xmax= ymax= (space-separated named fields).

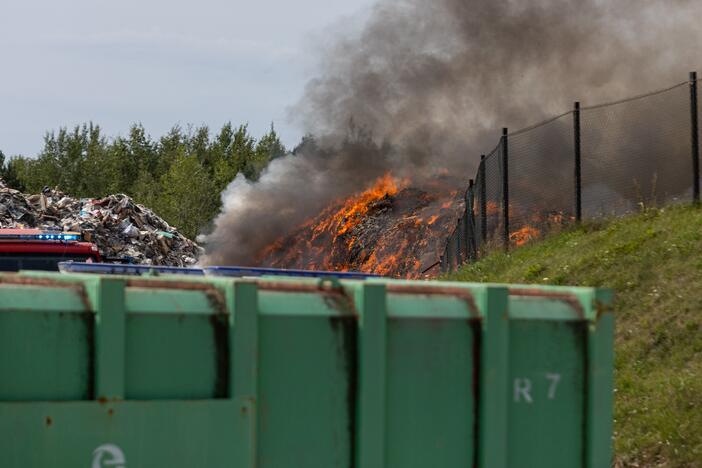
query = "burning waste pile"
xmin=257 ymin=174 xmax=464 ymax=278
xmin=0 ymin=178 xmax=202 ymax=266
xmin=202 ymin=0 xmax=702 ymax=278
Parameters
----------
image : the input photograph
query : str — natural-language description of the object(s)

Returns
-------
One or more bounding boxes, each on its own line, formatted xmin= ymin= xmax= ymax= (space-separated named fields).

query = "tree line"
xmin=0 ymin=122 xmax=286 ymax=239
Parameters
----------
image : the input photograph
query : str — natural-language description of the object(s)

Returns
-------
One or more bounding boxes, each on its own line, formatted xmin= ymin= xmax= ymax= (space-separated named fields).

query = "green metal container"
xmin=0 ymin=272 xmax=613 ymax=467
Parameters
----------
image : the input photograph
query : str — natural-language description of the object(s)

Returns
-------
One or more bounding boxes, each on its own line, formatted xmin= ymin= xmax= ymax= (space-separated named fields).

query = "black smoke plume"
xmin=201 ymin=0 xmax=701 ymax=265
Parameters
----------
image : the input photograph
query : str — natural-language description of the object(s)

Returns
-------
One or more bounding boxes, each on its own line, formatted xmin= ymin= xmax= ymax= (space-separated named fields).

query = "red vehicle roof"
xmin=0 ymin=229 xmax=101 ymax=260
xmin=0 ymin=242 xmax=99 ymax=256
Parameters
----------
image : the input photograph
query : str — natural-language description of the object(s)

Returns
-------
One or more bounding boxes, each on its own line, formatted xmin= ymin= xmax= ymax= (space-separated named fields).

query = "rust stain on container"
xmin=509 ymin=288 xmax=585 ymax=319
xmin=385 ymin=284 xmax=481 ymax=318
xmin=329 ymin=315 xmax=358 ymax=468
xmin=209 ymin=312 xmax=230 ymax=399
xmin=0 ymin=276 xmax=91 ymax=310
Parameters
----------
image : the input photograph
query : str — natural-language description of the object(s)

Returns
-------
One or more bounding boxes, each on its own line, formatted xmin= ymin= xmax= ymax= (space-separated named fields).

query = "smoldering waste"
xmin=0 ymin=178 xmax=201 ymax=266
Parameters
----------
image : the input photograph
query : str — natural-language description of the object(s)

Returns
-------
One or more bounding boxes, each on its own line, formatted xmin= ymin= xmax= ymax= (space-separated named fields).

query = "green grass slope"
xmin=446 ymin=205 xmax=702 ymax=467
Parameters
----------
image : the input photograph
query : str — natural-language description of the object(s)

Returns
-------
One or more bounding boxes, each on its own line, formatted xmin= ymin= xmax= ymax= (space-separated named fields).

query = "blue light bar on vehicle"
xmin=204 ymin=266 xmax=382 ymax=280
xmin=0 ymin=232 xmax=82 ymax=242
xmin=58 ymin=262 xmax=204 ymax=276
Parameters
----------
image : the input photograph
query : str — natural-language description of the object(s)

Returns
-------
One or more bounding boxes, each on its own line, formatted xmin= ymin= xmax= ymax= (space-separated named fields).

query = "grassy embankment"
xmin=446 ymin=204 xmax=702 ymax=467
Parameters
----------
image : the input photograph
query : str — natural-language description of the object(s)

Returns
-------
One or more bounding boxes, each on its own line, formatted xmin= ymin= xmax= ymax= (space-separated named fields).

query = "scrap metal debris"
xmin=0 ymin=178 xmax=202 ymax=266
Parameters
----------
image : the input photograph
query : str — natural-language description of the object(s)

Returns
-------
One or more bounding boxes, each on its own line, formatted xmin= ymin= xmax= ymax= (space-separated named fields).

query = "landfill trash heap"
xmin=0 ymin=178 xmax=202 ymax=266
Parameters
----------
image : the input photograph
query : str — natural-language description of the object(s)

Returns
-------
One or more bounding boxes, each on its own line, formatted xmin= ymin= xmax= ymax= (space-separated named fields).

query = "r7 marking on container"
xmin=513 ymin=373 xmax=562 ymax=404
xmin=513 ymin=379 xmax=532 ymax=403
xmin=545 ymin=373 xmax=561 ymax=400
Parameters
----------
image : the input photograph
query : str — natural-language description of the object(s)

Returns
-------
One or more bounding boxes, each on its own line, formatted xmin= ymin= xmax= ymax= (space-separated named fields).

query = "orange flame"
xmin=311 ymin=173 xmax=401 ymax=241
xmin=509 ymin=225 xmax=540 ymax=246
xmin=258 ymin=173 xmax=408 ymax=267
xmin=486 ymin=201 xmax=500 ymax=215
xmin=257 ymin=171 xmax=464 ymax=279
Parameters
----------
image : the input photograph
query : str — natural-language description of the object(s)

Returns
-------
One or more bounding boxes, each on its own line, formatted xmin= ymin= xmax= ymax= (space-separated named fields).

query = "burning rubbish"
xmin=201 ymin=0 xmax=702 ymax=274
xmin=509 ymin=226 xmax=540 ymax=247
xmin=317 ymin=173 xmax=402 ymax=238
xmin=506 ymin=211 xmax=574 ymax=247
xmin=0 ymin=178 xmax=201 ymax=266
xmin=259 ymin=174 xmax=463 ymax=278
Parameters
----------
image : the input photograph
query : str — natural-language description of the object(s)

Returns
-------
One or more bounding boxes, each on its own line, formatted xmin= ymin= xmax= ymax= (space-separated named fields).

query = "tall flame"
xmin=313 ymin=173 xmax=400 ymax=241
xmin=258 ymin=173 xmax=462 ymax=278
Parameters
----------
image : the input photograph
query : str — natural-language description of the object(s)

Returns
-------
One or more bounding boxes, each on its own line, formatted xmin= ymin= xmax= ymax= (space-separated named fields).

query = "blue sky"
xmin=0 ymin=0 xmax=375 ymax=156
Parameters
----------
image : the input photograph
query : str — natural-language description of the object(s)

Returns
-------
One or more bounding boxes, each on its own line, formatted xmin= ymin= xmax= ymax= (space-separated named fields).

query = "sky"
xmin=0 ymin=0 xmax=375 ymax=157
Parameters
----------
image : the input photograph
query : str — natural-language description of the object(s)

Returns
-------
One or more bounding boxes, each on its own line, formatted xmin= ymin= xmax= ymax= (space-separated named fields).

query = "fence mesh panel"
xmin=473 ymin=167 xmax=486 ymax=248
xmin=455 ymin=229 xmax=460 ymax=266
xmin=455 ymin=216 xmax=465 ymax=264
xmin=464 ymin=188 xmax=476 ymax=261
xmin=508 ymin=112 xmax=575 ymax=245
xmin=483 ymin=142 xmax=504 ymax=248
xmin=441 ymin=77 xmax=700 ymax=274
xmin=581 ymin=83 xmax=691 ymax=217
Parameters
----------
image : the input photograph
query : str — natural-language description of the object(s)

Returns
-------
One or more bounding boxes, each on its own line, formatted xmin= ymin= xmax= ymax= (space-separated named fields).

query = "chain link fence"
xmin=440 ymin=73 xmax=701 ymax=274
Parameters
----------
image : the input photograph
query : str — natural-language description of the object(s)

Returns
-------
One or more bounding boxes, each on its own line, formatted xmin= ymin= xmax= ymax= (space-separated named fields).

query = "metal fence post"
xmin=454 ymin=221 xmax=461 ymax=265
xmin=445 ymin=238 xmax=453 ymax=273
xmin=690 ymin=71 xmax=700 ymax=204
xmin=501 ymin=128 xmax=509 ymax=251
xmin=574 ymin=101 xmax=583 ymax=222
xmin=479 ymin=155 xmax=487 ymax=244
xmin=467 ymin=180 xmax=477 ymax=261
xmin=455 ymin=220 xmax=462 ymax=267
xmin=462 ymin=219 xmax=467 ymax=264
xmin=454 ymin=233 xmax=458 ymax=271
xmin=465 ymin=180 xmax=474 ymax=261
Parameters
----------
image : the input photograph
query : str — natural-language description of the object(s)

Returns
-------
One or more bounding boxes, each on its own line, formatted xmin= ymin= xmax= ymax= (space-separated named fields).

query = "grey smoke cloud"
xmin=201 ymin=0 xmax=702 ymax=266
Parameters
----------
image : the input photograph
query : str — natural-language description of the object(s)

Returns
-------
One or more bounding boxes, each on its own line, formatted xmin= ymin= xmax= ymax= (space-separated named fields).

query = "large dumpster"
xmin=0 ymin=272 xmax=613 ymax=467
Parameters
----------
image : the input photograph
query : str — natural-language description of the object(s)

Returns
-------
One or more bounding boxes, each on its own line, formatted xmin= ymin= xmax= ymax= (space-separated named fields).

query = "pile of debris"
xmin=0 ymin=178 xmax=202 ymax=266
xmin=259 ymin=180 xmax=464 ymax=278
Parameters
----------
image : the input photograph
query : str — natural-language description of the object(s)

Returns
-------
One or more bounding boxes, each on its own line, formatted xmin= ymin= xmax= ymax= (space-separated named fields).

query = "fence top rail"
xmin=507 ymin=109 xmax=574 ymax=138
xmin=482 ymin=80 xmax=692 ymax=150
xmin=476 ymin=78 xmax=691 ymax=170
xmin=482 ymin=141 xmax=503 ymax=165
xmin=580 ymin=80 xmax=689 ymax=112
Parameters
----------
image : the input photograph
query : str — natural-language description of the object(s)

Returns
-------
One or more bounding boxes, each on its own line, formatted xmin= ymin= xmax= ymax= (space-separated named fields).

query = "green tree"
xmin=26 ymin=123 xmax=106 ymax=196
xmin=2 ymin=155 xmax=27 ymax=191
xmin=101 ymin=137 xmax=137 ymax=194
xmin=156 ymin=126 xmax=185 ymax=178
xmin=154 ymin=152 xmax=217 ymax=239
xmin=81 ymin=124 xmax=110 ymax=196
xmin=243 ymin=124 xmax=286 ymax=181
xmin=130 ymin=170 xmax=160 ymax=210
xmin=0 ymin=151 xmax=24 ymax=190
xmin=128 ymin=124 xmax=158 ymax=177
xmin=8 ymin=121 xmax=285 ymax=239
xmin=188 ymin=125 xmax=213 ymax=171
xmin=213 ymin=123 xmax=257 ymax=192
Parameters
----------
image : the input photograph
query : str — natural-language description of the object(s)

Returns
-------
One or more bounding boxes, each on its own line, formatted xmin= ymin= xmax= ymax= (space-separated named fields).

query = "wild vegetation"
xmin=446 ymin=205 xmax=702 ymax=467
xmin=0 ymin=123 xmax=286 ymax=239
